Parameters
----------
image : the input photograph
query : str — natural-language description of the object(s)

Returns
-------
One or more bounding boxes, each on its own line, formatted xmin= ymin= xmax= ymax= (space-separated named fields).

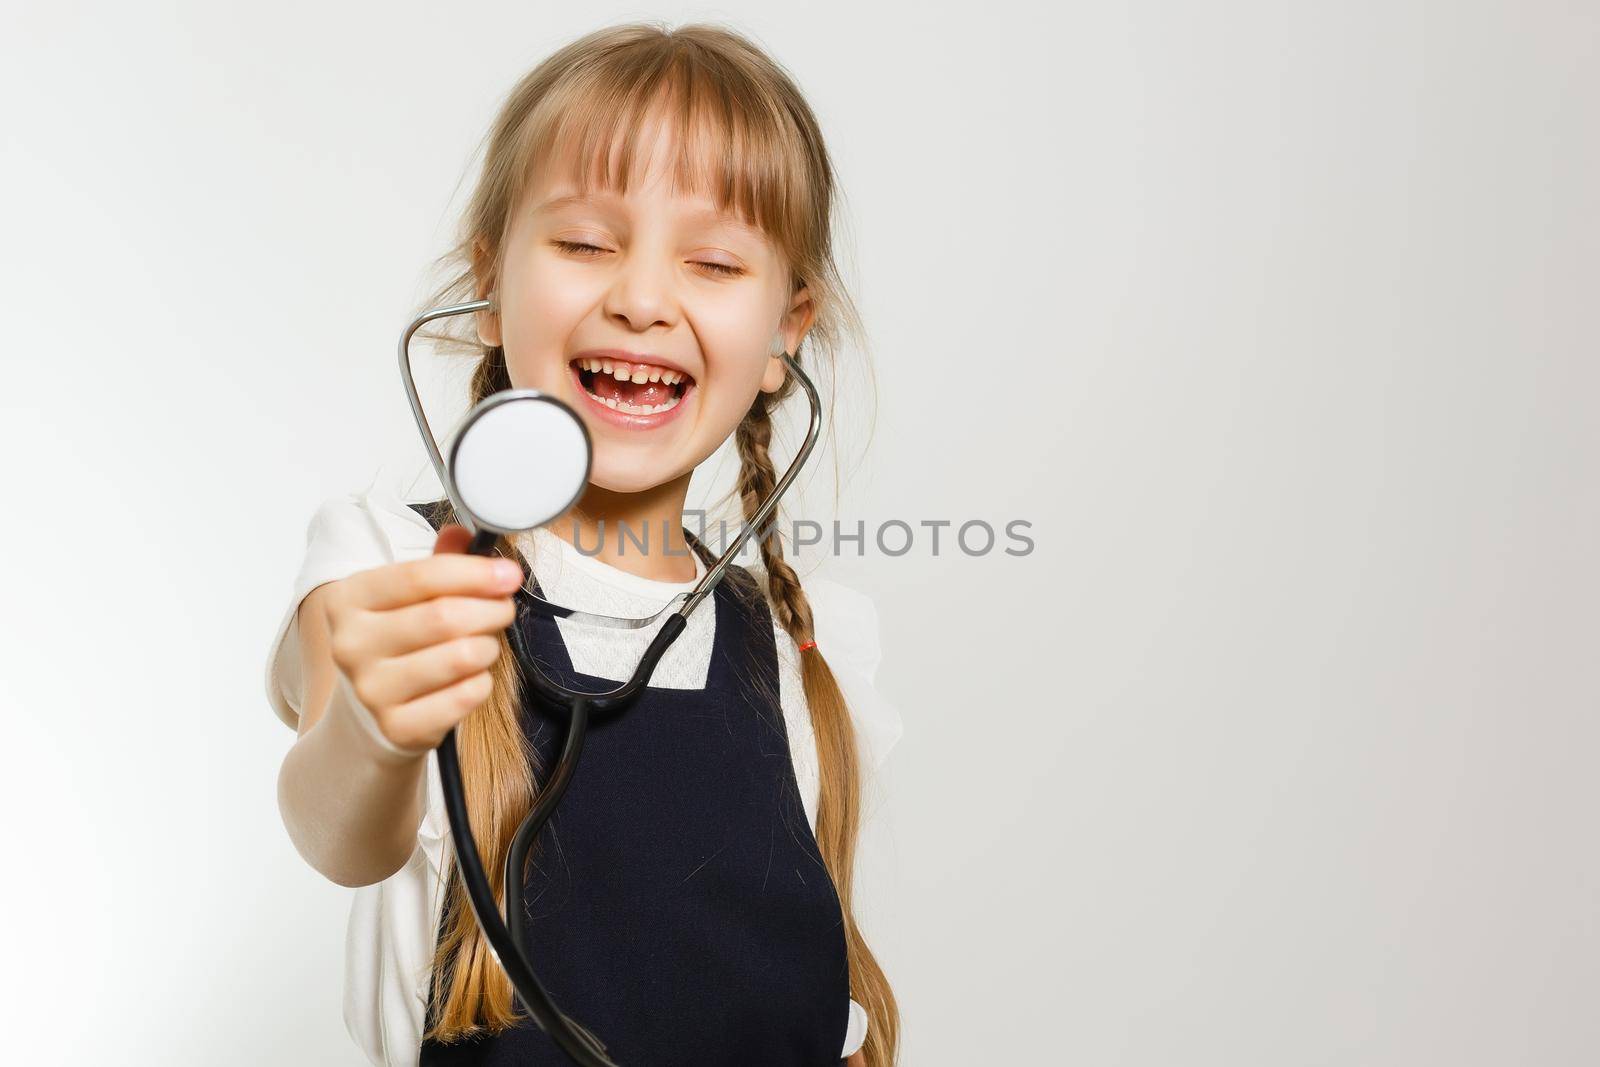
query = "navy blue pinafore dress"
xmin=412 ymin=506 xmax=852 ymax=1067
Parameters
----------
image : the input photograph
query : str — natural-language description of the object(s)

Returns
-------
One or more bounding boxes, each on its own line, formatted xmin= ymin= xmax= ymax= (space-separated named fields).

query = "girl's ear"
xmin=760 ymin=285 xmax=816 ymax=393
xmin=471 ymin=236 xmax=503 ymax=348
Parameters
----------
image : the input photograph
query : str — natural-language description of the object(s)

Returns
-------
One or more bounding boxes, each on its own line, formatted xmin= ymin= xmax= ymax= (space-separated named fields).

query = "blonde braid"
xmin=733 ymin=393 xmax=816 ymax=643
xmin=734 ymin=393 xmax=901 ymax=1066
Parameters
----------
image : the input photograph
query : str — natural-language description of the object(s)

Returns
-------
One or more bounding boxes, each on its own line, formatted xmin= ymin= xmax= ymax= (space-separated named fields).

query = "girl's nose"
xmin=603 ymin=252 xmax=680 ymax=333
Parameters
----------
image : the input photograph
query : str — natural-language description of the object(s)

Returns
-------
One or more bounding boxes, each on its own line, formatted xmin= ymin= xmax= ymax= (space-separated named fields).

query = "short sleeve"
xmin=261 ymin=473 xmax=441 ymax=731
xmin=801 ymin=576 xmax=905 ymax=773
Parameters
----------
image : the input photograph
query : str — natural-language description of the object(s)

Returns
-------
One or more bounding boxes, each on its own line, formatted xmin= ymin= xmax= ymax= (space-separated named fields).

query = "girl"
xmin=265 ymin=21 xmax=902 ymax=1067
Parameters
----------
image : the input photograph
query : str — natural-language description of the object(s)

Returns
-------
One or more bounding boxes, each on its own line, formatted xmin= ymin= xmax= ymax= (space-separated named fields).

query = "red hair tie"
xmin=797 ymin=639 xmax=818 ymax=653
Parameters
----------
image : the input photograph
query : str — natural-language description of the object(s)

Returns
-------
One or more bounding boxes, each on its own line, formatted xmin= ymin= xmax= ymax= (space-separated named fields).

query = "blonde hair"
xmin=413 ymin=21 xmax=897 ymax=1065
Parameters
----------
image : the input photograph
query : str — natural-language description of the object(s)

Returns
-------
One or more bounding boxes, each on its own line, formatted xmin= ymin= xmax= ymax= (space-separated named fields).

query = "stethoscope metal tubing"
xmin=679 ymin=349 xmax=821 ymax=620
xmin=399 ymin=299 xmax=494 ymax=535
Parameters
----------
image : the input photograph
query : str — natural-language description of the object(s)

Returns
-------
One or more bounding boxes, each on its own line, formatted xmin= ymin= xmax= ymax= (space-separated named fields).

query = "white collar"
xmin=518 ymin=525 xmax=706 ymax=603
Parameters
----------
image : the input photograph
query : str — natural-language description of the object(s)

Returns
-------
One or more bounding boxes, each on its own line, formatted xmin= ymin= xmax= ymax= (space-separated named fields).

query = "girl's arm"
xmin=275 ymin=531 xmax=520 ymax=887
xmin=276 ymin=581 xmax=429 ymax=887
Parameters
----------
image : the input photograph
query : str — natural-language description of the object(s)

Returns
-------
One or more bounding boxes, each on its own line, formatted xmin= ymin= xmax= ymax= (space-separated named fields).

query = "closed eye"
xmin=554 ymin=240 xmax=608 ymax=256
xmin=554 ymin=240 xmax=744 ymax=278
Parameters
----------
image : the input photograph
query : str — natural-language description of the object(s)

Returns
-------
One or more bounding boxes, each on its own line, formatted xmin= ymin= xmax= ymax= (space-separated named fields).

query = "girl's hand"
xmin=320 ymin=523 xmax=522 ymax=756
xmin=845 ymin=1051 xmax=865 ymax=1067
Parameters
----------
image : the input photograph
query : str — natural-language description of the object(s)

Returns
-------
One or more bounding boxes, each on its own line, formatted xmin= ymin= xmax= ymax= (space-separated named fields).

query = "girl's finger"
xmin=340 ymin=547 xmax=523 ymax=612
xmin=348 ymin=633 xmax=504 ymax=714
xmin=432 ymin=524 xmax=473 ymax=556
xmin=371 ymin=669 xmax=497 ymax=753
xmin=356 ymin=593 xmax=518 ymax=661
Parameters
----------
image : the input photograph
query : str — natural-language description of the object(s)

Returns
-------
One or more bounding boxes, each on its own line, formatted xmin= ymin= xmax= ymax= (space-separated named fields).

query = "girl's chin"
xmin=584 ymin=454 xmax=690 ymax=495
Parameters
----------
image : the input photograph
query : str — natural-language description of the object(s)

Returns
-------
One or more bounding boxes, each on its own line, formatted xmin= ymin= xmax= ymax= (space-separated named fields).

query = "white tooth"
xmin=648 ymin=369 xmax=662 ymax=383
xmin=601 ymin=358 xmax=613 ymax=372
xmin=630 ymin=367 xmax=649 ymax=384
xmin=612 ymin=365 xmax=630 ymax=381
xmin=664 ymin=371 xmax=679 ymax=385
xmin=592 ymin=388 xmax=680 ymax=417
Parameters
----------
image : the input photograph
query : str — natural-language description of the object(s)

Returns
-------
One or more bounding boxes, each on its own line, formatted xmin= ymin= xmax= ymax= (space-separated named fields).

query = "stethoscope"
xmin=399 ymin=299 xmax=823 ymax=1066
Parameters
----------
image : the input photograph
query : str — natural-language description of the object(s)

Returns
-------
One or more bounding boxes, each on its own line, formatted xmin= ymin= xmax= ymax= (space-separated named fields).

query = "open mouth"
xmin=571 ymin=356 xmax=694 ymax=416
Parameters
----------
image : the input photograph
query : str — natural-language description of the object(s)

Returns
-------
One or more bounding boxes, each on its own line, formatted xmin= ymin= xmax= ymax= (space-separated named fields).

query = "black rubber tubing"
xmin=432 ymin=529 xmax=689 ymax=1064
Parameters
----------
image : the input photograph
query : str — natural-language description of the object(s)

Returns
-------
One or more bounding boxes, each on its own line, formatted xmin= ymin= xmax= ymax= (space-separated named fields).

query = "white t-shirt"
xmin=263 ymin=472 xmax=903 ymax=1064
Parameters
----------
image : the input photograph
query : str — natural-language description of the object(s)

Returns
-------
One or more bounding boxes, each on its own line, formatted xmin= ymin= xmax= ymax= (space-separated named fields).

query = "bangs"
xmin=518 ymin=39 xmax=813 ymax=258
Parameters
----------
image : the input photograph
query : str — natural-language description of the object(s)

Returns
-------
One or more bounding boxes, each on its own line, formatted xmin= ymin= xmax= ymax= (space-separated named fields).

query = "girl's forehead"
xmin=526 ymin=109 xmax=771 ymax=236
xmin=529 ymin=185 xmax=766 ymax=239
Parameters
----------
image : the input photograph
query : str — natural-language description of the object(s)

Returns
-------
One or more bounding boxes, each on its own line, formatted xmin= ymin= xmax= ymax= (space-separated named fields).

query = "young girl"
xmin=264 ymin=21 xmax=902 ymax=1067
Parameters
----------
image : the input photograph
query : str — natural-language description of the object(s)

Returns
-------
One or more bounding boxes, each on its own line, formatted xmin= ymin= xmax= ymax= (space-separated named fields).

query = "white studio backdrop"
xmin=1 ymin=1 xmax=1596 ymax=1063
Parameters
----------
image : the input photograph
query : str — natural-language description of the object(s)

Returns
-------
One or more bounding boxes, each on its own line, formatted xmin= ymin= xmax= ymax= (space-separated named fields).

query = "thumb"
xmin=432 ymin=524 xmax=473 ymax=556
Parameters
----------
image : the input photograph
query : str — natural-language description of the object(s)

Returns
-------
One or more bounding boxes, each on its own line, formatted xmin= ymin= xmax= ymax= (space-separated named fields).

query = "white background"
xmin=1 ymin=1 xmax=1596 ymax=1063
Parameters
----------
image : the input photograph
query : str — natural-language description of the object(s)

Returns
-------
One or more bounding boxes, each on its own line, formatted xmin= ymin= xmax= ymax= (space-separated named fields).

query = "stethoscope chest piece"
xmin=447 ymin=389 xmax=592 ymax=538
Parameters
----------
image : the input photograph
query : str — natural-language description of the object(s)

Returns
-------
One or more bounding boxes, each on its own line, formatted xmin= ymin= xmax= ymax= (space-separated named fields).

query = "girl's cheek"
xmin=503 ymin=269 xmax=598 ymax=388
xmin=699 ymin=353 xmax=774 ymax=435
xmin=519 ymin=260 xmax=596 ymax=324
